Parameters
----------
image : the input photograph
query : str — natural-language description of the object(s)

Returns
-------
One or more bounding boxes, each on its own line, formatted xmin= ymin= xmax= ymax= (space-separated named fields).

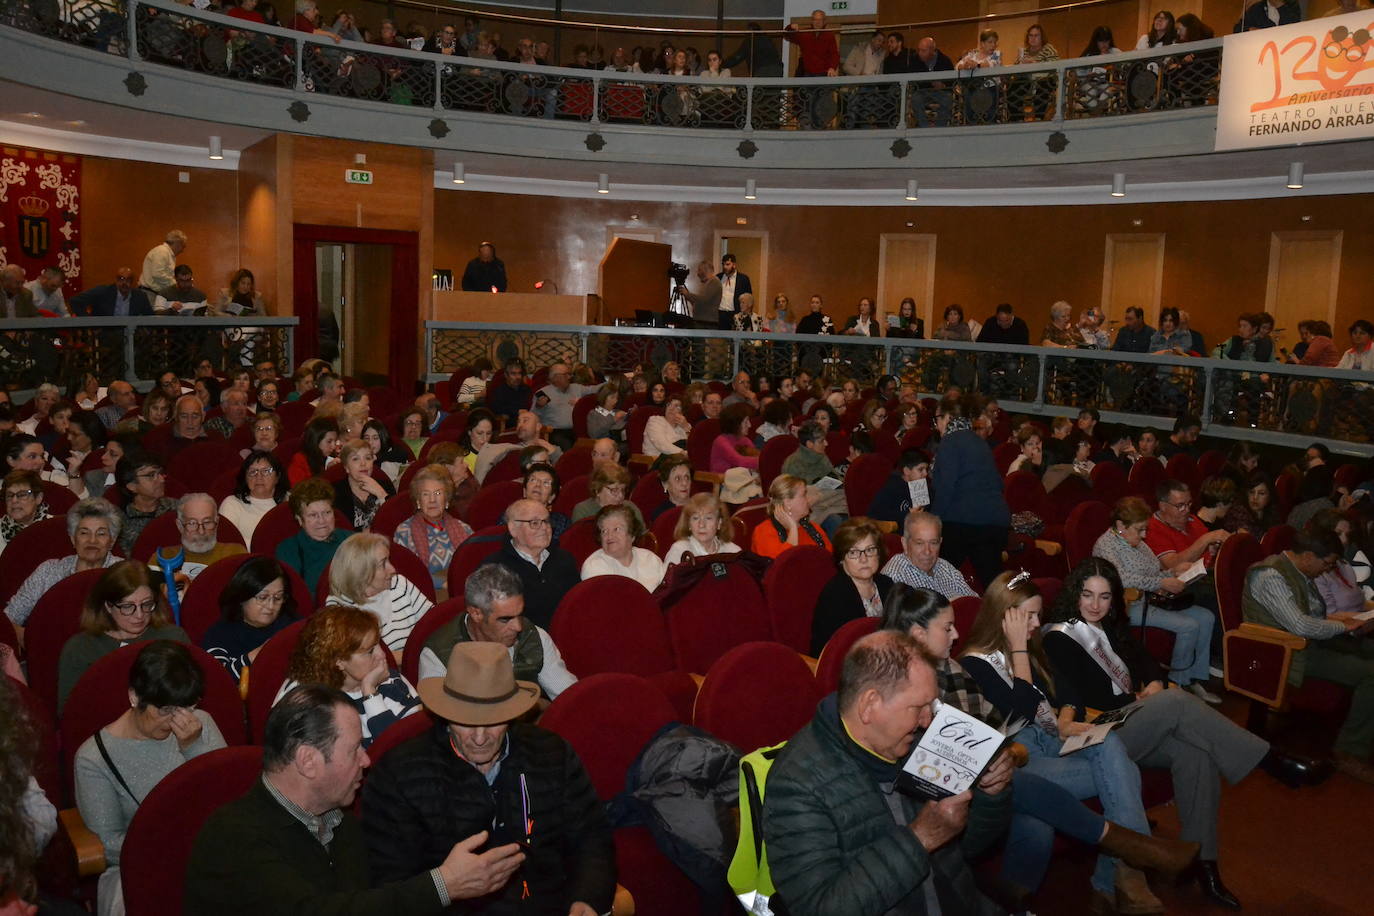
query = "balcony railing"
xmin=0 ymin=0 xmax=1224 ymax=133
xmin=424 ymin=321 xmax=1374 ymax=455
xmin=0 ymin=316 xmax=298 ymax=388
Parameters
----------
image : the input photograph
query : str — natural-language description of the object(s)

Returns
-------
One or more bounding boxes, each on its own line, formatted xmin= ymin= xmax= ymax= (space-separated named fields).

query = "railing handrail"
xmin=0 ymin=316 xmax=300 ymax=329
xmin=105 ymin=0 xmax=1225 ymax=88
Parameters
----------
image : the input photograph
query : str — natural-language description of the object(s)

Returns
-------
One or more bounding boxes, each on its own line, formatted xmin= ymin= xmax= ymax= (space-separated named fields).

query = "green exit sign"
xmin=345 ymin=169 xmax=373 ymax=185
xmin=831 ymin=1 xmax=847 ymax=8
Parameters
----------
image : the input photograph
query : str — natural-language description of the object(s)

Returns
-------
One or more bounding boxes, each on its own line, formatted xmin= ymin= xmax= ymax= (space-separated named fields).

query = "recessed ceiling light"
xmin=66 ymin=119 xmax=86 ymax=127
xmin=22 ymin=112 xmax=42 ymax=118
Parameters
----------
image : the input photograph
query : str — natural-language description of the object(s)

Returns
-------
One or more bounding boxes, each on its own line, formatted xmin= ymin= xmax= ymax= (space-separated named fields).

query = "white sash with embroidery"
xmin=963 ymin=649 xmax=1060 ymax=736
xmin=1043 ymin=620 xmax=1132 ymax=696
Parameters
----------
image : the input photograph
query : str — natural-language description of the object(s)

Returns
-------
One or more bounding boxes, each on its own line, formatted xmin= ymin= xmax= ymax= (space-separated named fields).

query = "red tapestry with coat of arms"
xmin=1 ymin=146 xmax=82 ymax=297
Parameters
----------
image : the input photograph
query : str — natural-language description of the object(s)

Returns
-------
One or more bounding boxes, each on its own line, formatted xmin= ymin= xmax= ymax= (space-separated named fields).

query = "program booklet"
xmin=899 ymin=701 xmax=1012 ymax=800
xmin=1059 ymin=704 xmax=1141 ymax=756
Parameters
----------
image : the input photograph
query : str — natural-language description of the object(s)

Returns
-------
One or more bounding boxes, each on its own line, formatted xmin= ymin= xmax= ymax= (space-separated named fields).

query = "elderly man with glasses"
xmin=145 ymin=492 xmax=246 ymax=580
xmin=479 ymin=498 xmax=579 ymax=630
xmin=879 ymin=510 xmax=976 ymax=601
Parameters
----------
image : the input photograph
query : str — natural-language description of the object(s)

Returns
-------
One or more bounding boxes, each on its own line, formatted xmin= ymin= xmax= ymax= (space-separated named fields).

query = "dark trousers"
xmin=717 ymin=311 xmax=736 ymax=330
xmin=940 ymin=521 xmax=1009 ymax=591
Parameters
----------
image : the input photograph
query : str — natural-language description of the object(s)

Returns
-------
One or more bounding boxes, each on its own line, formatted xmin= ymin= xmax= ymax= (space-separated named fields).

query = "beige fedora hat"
xmin=417 ymin=641 xmax=540 ymax=726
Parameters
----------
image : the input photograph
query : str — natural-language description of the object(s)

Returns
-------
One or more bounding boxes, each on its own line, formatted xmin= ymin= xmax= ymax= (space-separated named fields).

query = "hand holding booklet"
xmin=899 ymin=701 xmax=1013 ymax=800
xmin=1059 ymin=704 xmax=1141 ymax=756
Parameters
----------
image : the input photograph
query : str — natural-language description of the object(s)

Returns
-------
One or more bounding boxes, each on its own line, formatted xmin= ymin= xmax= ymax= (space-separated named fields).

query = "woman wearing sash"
xmin=1042 ymin=558 xmax=1313 ymax=911
xmin=950 ymin=574 xmax=1196 ymax=914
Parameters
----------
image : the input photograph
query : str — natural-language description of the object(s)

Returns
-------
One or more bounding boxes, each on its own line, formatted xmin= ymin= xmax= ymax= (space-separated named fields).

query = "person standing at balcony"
xmin=843 ymin=29 xmax=886 ymax=76
xmin=460 ymin=242 xmax=507 ymax=293
xmin=898 ymin=36 xmax=955 ymax=127
xmin=675 ymin=261 xmax=723 ymax=329
xmin=138 ymin=229 xmax=186 ymax=300
xmin=787 ymin=10 xmax=839 ymax=76
xmin=722 ymin=22 xmax=782 ymax=77
xmin=716 ymin=253 xmax=751 ymax=330
xmin=1235 ymin=0 xmax=1302 ymax=32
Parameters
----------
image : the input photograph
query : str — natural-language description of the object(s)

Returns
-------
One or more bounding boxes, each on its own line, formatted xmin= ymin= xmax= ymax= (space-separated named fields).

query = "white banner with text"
xmin=1215 ymin=11 xmax=1374 ymax=151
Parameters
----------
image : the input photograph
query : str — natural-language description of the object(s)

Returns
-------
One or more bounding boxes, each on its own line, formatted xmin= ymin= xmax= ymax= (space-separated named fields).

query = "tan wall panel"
xmin=1101 ymin=233 xmax=1164 ymax=327
xmin=1266 ymin=231 xmax=1342 ymax=353
xmin=289 ymin=136 xmax=430 ymax=233
xmin=80 ymin=158 xmax=240 ymax=298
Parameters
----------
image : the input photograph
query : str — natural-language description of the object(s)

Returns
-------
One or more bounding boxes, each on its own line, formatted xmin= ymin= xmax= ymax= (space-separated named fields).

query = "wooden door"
xmin=1266 ymin=231 xmax=1341 ymax=356
xmin=877 ymin=234 xmax=937 ymax=330
xmin=1101 ymin=234 xmax=1165 ymax=331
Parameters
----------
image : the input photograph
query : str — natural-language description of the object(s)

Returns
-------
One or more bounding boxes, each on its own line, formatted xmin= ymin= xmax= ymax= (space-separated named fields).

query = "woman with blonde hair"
xmin=327 ymin=532 xmax=433 ymax=660
xmin=277 ymin=604 xmax=419 ymax=747
xmin=332 ymin=439 xmax=394 ymax=532
xmin=664 ymin=492 xmax=739 ymax=565
xmin=750 ymin=474 xmax=830 ymax=558
xmin=392 ymin=464 xmax=473 ymax=591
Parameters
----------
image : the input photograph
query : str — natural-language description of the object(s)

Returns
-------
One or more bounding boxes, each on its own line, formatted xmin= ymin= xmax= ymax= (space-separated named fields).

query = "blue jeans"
xmin=1010 ymin=725 xmax=1149 ymax=895
xmin=1127 ymin=599 xmax=1214 ymax=687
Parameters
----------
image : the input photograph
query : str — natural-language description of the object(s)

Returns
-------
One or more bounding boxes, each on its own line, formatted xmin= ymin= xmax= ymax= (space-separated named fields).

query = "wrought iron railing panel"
xmin=0 ymin=317 xmax=297 ymax=389
xmin=2 ymin=0 xmax=1225 ymax=133
xmin=423 ymin=323 xmax=1374 ymax=454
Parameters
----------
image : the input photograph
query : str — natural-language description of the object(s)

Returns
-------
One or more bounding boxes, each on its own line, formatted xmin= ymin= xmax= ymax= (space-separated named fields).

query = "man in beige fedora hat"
xmin=362 ymin=642 xmax=616 ymax=915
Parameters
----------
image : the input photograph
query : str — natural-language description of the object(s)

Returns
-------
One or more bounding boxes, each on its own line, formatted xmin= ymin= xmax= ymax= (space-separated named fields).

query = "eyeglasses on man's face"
xmin=510 ymin=517 xmax=550 ymax=529
xmin=181 ymin=518 xmax=217 ymax=532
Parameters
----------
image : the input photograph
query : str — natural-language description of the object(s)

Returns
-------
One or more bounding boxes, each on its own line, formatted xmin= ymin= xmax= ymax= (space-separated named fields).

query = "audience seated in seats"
xmin=1287 ymin=456 xmax=1338 ymax=531
xmin=482 ymin=498 xmax=580 ymax=631
xmin=58 ymin=560 xmax=191 ymax=713
xmin=931 ymin=396 xmax=1010 ymax=589
xmin=1145 ymin=478 xmax=1229 ymax=583
xmin=1223 ymin=473 xmax=1280 ymax=539
xmin=579 ymin=503 xmax=665 ymax=592
xmin=881 ymin=509 xmax=976 ymax=601
xmin=129 ymin=388 xmax=172 ymax=437
xmin=146 ymin=492 xmax=246 ymax=579
xmin=185 ymin=682 xmax=517 ymax=914
xmin=585 ymin=383 xmax=628 ymax=448
xmin=333 ymin=440 xmax=396 ymax=532
xmin=6 ymin=496 xmax=122 ymax=638
xmin=460 ymin=407 xmax=496 ymax=474
xmin=865 ymin=448 xmax=931 ymax=524
xmin=1007 ymin=426 xmax=1045 ymax=478
xmin=474 ymin=409 xmax=561 ymax=483
xmin=75 ymin=641 xmax=227 ymax=916
xmin=664 ymin=492 xmax=741 ymax=565
xmin=570 ymin=462 xmax=642 ymax=528
xmin=362 ymin=642 xmax=615 ymax=914
xmin=5 ymin=430 xmax=82 ymax=497
xmin=0 ymin=468 xmax=50 ymax=557
xmin=534 ymin=362 xmax=597 ymax=450
xmin=326 ymin=533 xmax=433 ymax=662
xmin=710 ymin=403 xmax=761 ymax=474
xmin=1042 ymin=558 xmax=1312 ymax=909
xmin=205 ymin=390 xmax=252 ymax=440
xmin=201 ymin=556 xmax=299 ymax=682
xmin=456 ymin=357 xmax=495 ymax=406
xmin=243 ymin=411 xmax=282 ymax=460
xmin=423 ymin=441 xmax=479 ymax=522
xmin=780 ymin=420 xmax=836 ymax=485
xmin=1094 ymin=426 xmax=1136 ymax=471
xmin=1307 ymin=509 xmax=1367 ymax=616
xmin=1158 ymin=415 xmax=1201 ymax=460
xmin=809 ymin=518 xmax=894 ymax=656
xmin=931 ymin=576 xmax=1200 ymax=909
xmin=487 ymin=358 xmax=534 ymax=426
xmin=276 ymin=605 xmax=419 ymax=748
xmin=761 ymin=629 xmax=1013 ymax=916
xmin=1220 ymin=441 xmax=1262 ymax=487
xmin=1135 ymin=428 xmax=1163 ymax=465
xmin=651 ymin=454 xmax=693 ymax=522
xmin=416 ymin=563 xmax=576 ymax=699
xmin=276 ymin=477 xmax=351 ymax=602
xmin=643 ymin=393 xmax=691 ymax=457
xmin=161 ymin=395 xmax=211 ymax=461
xmin=1093 ymin=497 xmax=1220 ymax=703
xmin=1336 ymin=319 xmax=1373 ymax=370
xmin=1194 ymin=476 xmax=1235 ymax=532
xmin=754 ymin=398 xmax=793 ymax=445
xmin=498 ymin=461 xmax=568 ymax=539
xmin=751 ymin=474 xmax=832 ymax=558
xmin=362 ymin=419 xmax=411 ymax=487
xmin=398 ymin=408 xmax=430 ymax=462
xmin=218 ymin=450 xmax=288 ymax=547
xmin=392 ymin=465 xmax=474 ymax=593
xmin=1242 ymin=528 xmax=1374 ymax=784
xmin=723 ymin=371 xmax=760 ymax=410
xmin=1112 ymin=306 xmax=1155 ymax=353
xmin=288 ymin=417 xmax=340 ymax=486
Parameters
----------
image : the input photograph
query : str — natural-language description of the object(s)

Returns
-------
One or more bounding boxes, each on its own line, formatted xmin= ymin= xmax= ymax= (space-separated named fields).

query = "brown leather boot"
xmin=1099 ymin=822 xmax=1200 ymax=879
xmin=1114 ymin=865 xmax=1165 ymax=915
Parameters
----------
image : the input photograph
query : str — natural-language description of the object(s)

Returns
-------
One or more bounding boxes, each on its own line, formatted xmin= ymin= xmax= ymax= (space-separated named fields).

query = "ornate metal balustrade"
xmin=425 ymin=322 xmax=1374 ymax=455
xmin=0 ymin=317 xmax=298 ymax=389
xmin=0 ymin=0 xmax=1224 ymax=133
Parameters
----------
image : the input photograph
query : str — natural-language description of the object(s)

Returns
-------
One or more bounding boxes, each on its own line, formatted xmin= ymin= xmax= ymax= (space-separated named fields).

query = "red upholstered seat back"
xmin=552 ymin=474 xmax=590 ymax=517
xmin=40 ymin=480 xmax=77 ymax=515
xmin=630 ymin=473 xmax=667 ymax=523
xmin=60 ymin=642 xmax=246 ymax=803
xmin=248 ymin=501 xmax=350 ymax=555
xmin=665 ymin=563 xmax=769 ymax=673
xmin=1215 ymin=531 xmax=1265 ymax=632
xmin=540 ymin=673 xmax=679 ymax=801
xmin=369 ymin=494 xmax=415 ymax=541
xmin=1004 ymin=469 xmax=1049 ymax=517
xmin=1089 ymin=461 xmax=1128 ymax=507
xmin=759 ymin=435 xmax=799 ymax=490
xmin=550 ymin=577 xmax=674 ymax=678
xmin=844 ymin=453 xmax=894 ymax=518
xmin=131 ymin=513 xmax=245 ymax=565
xmin=1165 ymin=453 xmax=1200 ymax=499
xmin=993 ymin=441 xmax=1020 ymax=475
xmin=627 ymin=405 xmax=663 ymax=456
xmin=693 ymin=641 xmax=820 ymax=752
xmin=1064 ymin=501 xmax=1112 ymax=568
xmin=952 ymin=595 xmax=982 ymax=642
xmin=483 ymin=450 xmax=525 ymax=486
xmin=1197 ymin=450 xmax=1227 ymax=480
xmin=554 ymin=447 xmax=594 ymax=483
xmin=466 ymin=479 xmax=523 ymax=531
xmin=24 ymin=567 xmax=107 ymax=718
xmin=120 ymin=746 xmax=263 ymax=916
xmin=168 ymin=441 xmax=243 ymax=493
xmin=9 ymin=676 xmax=59 ymax=806
xmin=399 ymin=598 xmax=465 ymax=685
xmin=179 ymin=554 xmax=314 ymax=645
xmin=445 ymin=525 xmax=508 ymax=596
xmin=650 ymin=506 xmax=683 ymax=559
xmin=557 ymin=519 xmax=601 ymax=567
xmin=0 ymin=516 xmax=77 ymax=609
xmin=1260 ymin=524 xmax=1295 ymax=557
xmin=1128 ymin=457 xmax=1165 ymax=501
xmin=815 ymin=616 xmax=879 ymax=695
xmin=762 ymin=545 xmax=835 ymax=654
xmin=245 ymin=619 xmax=307 ymax=743
xmin=825 ymin=430 xmax=850 ymax=466
xmin=571 ymin=394 xmax=598 ymax=439
xmin=686 ymin=420 xmax=720 ymax=470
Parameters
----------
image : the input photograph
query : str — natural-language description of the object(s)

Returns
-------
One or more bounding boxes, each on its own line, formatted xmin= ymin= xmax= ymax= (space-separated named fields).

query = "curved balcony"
xmin=0 ymin=0 xmax=1228 ymax=171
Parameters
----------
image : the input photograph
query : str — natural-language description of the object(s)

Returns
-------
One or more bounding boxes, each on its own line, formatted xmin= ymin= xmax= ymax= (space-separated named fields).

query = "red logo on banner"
xmin=1 ymin=147 xmax=82 ymax=296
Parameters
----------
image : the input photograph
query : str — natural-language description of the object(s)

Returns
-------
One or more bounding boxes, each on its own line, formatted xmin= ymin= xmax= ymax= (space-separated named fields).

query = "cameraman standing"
xmin=675 ymin=260 xmax=723 ymax=329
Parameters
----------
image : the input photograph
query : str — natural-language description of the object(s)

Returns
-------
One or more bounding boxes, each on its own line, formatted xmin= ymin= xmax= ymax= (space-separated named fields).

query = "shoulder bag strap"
xmin=93 ymin=731 xmax=141 ymax=804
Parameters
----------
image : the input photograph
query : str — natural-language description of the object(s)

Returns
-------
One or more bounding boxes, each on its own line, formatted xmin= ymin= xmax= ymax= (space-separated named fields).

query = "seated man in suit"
xmin=70 ymin=268 xmax=153 ymax=317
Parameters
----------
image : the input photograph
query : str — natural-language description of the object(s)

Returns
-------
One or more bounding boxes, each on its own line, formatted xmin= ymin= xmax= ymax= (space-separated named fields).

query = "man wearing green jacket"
xmin=763 ymin=631 xmax=1014 ymax=915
